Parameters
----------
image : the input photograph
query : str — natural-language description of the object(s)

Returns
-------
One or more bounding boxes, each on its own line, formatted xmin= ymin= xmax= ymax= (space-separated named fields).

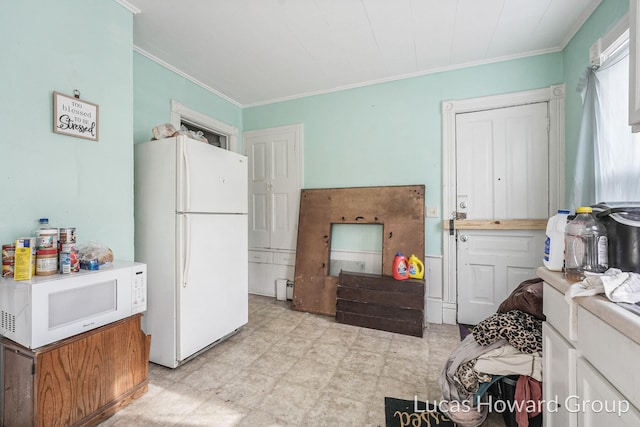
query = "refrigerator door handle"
xmin=182 ymin=214 xmax=191 ymax=288
xmin=182 ymin=138 xmax=191 ymax=212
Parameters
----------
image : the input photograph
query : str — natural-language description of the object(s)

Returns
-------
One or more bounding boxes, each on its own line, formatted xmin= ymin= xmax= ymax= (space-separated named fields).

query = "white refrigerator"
xmin=134 ymin=135 xmax=248 ymax=368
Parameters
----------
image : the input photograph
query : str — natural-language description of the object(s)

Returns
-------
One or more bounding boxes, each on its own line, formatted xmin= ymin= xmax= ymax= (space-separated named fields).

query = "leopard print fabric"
xmin=472 ymin=310 xmax=542 ymax=354
xmin=455 ymin=360 xmax=493 ymax=395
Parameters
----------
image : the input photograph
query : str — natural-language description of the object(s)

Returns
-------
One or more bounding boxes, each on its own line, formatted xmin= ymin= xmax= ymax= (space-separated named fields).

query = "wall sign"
xmin=53 ymin=91 xmax=99 ymax=141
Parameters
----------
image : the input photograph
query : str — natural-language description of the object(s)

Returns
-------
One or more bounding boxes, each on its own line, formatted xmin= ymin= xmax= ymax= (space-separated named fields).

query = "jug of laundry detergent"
xmin=407 ymin=255 xmax=424 ymax=279
xmin=392 ymin=252 xmax=409 ymax=280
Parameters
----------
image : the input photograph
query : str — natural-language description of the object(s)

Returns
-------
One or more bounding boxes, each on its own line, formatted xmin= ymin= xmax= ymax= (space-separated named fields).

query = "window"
xmin=170 ymin=100 xmax=238 ymax=152
xmin=574 ymin=17 xmax=640 ymax=206
xmin=180 ymin=119 xmax=228 ymax=149
xmin=594 ymin=45 xmax=640 ymax=201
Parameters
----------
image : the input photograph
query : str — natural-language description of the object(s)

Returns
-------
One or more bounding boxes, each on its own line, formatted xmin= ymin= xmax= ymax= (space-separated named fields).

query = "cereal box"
xmin=14 ymin=237 xmax=35 ymax=281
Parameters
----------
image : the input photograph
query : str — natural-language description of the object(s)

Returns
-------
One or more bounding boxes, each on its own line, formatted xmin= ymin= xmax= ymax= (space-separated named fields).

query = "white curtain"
xmin=571 ymin=42 xmax=640 ymax=208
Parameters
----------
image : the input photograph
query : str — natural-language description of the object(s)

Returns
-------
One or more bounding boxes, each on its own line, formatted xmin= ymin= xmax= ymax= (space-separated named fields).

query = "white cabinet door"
xmin=577 ymin=358 xmax=640 ymax=426
xmin=247 ymin=137 xmax=270 ymax=248
xmin=245 ymin=124 xmax=302 ymax=250
xmin=543 ymin=322 xmax=577 ymax=427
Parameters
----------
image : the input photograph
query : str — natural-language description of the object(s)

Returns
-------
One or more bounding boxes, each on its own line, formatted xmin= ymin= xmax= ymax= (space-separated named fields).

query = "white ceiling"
xmin=122 ymin=0 xmax=602 ymax=107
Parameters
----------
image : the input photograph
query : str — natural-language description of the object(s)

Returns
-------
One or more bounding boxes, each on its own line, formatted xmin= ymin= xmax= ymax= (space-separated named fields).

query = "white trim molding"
xmin=170 ymin=100 xmax=239 ymax=153
xmin=425 ymin=255 xmax=443 ymax=324
xmin=135 ymin=47 xmax=242 ymax=108
xmin=113 ymin=0 xmax=141 ymax=14
xmin=441 ymin=84 xmax=566 ymax=325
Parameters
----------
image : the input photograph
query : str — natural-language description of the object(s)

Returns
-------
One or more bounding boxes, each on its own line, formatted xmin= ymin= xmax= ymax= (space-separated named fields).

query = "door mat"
xmin=458 ymin=323 xmax=474 ymax=341
xmin=384 ymin=397 xmax=457 ymax=427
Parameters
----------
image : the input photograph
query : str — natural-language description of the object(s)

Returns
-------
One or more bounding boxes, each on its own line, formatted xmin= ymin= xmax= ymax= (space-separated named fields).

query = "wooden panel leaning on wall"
xmin=293 ymin=185 xmax=425 ymax=316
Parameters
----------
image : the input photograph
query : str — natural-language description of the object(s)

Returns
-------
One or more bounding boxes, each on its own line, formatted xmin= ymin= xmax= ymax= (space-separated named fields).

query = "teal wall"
xmin=0 ymin=0 xmax=628 ymax=262
xmin=133 ymin=53 xmax=243 ymax=145
xmin=0 ymin=1 xmax=135 ymax=260
xmin=244 ymin=54 xmax=563 ymax=256
xmin=562 ymin=0 xmax=629 ymax=203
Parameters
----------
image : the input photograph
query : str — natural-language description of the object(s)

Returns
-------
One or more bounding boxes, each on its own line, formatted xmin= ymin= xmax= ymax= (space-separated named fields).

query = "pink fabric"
xmin=514 ymin=375 xmax=542 ymax=427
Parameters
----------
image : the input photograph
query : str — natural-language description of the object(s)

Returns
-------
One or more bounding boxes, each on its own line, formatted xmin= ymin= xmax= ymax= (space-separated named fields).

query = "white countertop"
xmin=537 ymin=266 xmax=640 ymax=346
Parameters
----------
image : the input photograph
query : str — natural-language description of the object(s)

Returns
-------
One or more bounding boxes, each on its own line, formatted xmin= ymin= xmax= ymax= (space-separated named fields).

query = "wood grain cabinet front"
xmin=1 ymin=314 xmax=150 ymax=427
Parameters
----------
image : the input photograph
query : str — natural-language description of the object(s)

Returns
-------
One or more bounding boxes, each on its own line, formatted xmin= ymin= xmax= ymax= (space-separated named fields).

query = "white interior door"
xmin=455 ymin=103 xmax=548 ymax=324
xmin=245 ymin=125 xmax=302 ymax=250
xmin=247 ymin=136 xmax=270 ymax=248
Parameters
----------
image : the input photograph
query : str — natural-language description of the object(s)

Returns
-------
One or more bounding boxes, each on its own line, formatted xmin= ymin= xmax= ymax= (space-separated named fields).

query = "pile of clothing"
xmin=439 ymin=278 xmax=545 ymax=427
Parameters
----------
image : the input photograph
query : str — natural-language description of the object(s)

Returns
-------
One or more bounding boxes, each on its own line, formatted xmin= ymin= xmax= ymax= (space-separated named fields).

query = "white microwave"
xmin=0 ymin=261 xmax=146 ymax=349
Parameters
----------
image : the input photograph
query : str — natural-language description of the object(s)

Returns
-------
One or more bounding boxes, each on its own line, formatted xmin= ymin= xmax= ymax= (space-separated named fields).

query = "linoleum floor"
xmin=100 ymin=294 xmax=504 ymax=426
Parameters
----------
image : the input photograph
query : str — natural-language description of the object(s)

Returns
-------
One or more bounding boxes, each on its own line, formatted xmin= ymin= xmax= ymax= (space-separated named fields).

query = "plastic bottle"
xmin=36 ymin=217 xmax=49 ymax=232
xmin=35 ymin=218 xmax=58 ymax=250
xmin=564 ymin=207 xmax=608 ymax=281
xmin=407 ymin=255 xmax=425 ymax=279
xmin=543 ymin=209 xmax=570 ymax=271
xmin=392 ymin=252 xmax=409 ymax=280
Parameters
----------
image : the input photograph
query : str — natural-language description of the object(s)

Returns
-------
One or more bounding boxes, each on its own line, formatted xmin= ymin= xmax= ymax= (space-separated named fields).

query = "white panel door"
xmin=245 ymin=125 xmax=302 ymax=250
xmin=270 ymin=134 xmax=297 ymax=249
xmin=177 ymin=213 xmax=248 ymax=362
xmin=457 ymin=229 xmax=544 ymax=323
xmin=248 ymin=137 xmax=270 ymax=248
xmin=456 ymin=103 xmax=548 ymax=324
xmin=456 ymin=103 xmax=548 ymax=220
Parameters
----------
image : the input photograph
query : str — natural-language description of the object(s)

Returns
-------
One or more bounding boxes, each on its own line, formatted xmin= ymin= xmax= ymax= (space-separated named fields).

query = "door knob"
xmin=459 ymin=235 xmax=469 ymax=242
xmin=459 ymin=201 xmax=467 ymax=209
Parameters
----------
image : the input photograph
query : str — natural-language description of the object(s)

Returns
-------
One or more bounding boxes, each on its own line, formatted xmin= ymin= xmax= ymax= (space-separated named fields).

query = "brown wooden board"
xmin=336 ymin=299 xmax=423 ymax=322
xmin=292 ymin=185 xmax=425 ymax=316
xmin=338 ymin=271 xmax=425 ymax=295
xmin=336 ymin=271 xmax=425 ymax=336
xmin=335 ymin=312 xmax=423 ymax=337
xmin=337 ymin=286 xmax=423 ymax=310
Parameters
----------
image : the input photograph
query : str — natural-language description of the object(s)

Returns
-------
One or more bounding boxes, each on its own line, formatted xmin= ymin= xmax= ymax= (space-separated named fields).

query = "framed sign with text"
xmin=53 ymin=91 xmax=99 ymax=141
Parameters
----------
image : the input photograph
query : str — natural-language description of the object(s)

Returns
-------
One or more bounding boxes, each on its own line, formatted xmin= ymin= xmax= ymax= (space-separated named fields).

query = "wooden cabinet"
xmin=1 ymin=314 xmax=150 ymax=427
xmin=336 ymin=271 xmax=424 ymax=337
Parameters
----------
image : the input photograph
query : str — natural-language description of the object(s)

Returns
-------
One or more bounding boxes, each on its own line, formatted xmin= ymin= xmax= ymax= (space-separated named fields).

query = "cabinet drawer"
xmin=248 ymin=251 xmax=273 ymax=264
xmin=578 ymin=306 xmax=640 ymax=409
xmin=543 ymin=282 xmax=576 ymax=342
xmin=273 ymin=252 xmax=296 ymax=266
